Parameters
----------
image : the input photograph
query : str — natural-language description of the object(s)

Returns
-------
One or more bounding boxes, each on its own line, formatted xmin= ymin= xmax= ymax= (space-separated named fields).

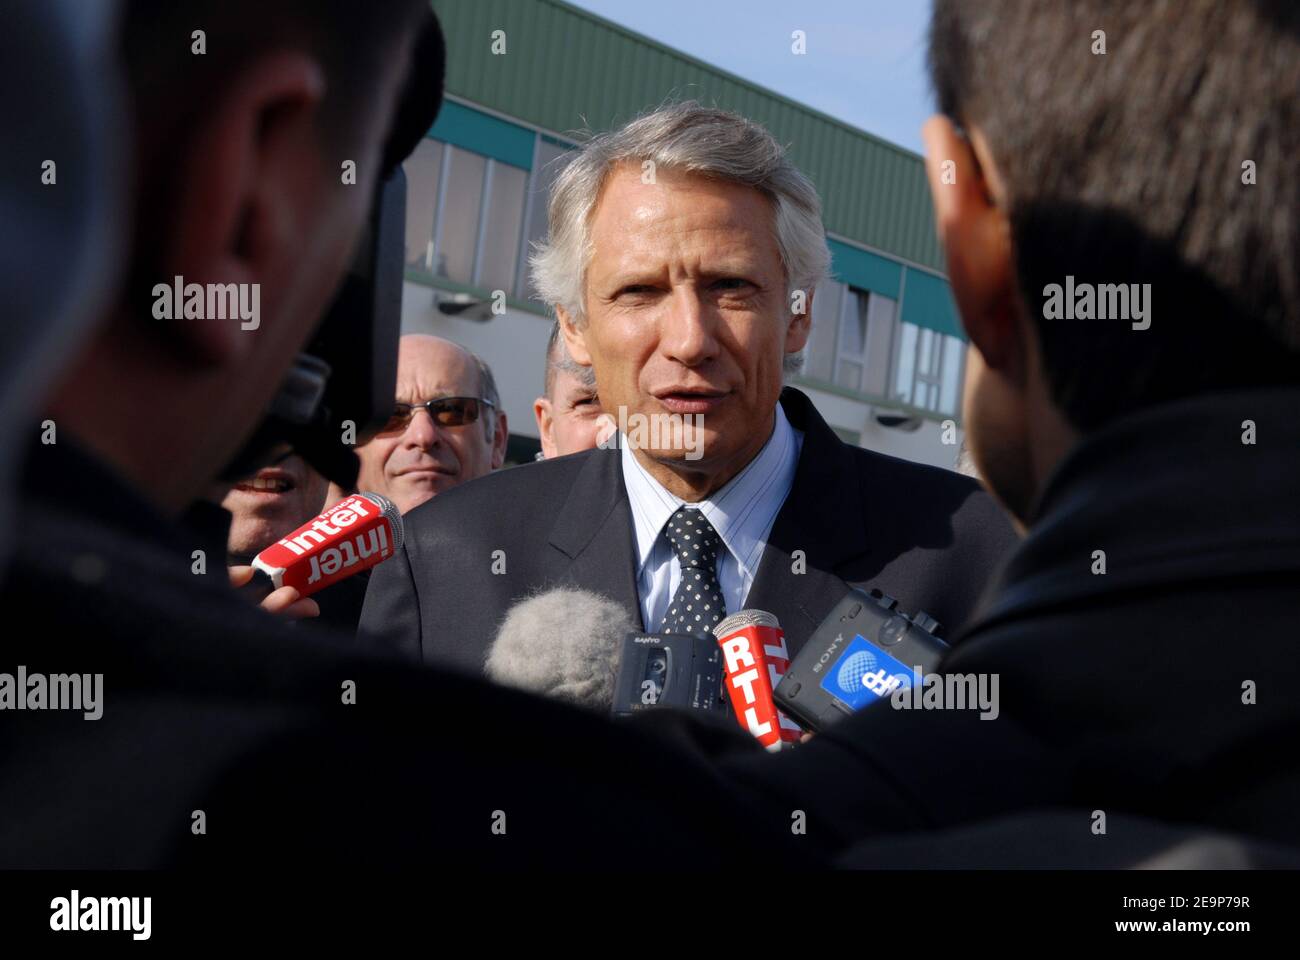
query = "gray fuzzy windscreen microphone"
xmin=485 ymin=588 xmax=633 ymax=710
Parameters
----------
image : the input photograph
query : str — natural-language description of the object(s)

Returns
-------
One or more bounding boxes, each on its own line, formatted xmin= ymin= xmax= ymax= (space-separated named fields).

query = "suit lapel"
xmin=746 ymin=389 xmax=868 ymax=655
xmin=544 ymin=390 xmax=866 ymax=645
xmin=547 ymin=449 xmax=646 ymax=631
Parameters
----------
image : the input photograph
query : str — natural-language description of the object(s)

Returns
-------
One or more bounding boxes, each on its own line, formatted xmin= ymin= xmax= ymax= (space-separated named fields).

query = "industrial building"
xmin=404 ymin=0 xmax=968 ymax=469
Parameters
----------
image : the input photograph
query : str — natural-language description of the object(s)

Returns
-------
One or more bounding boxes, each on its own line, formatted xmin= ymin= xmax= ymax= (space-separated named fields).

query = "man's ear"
xmin=491 ymin=410 xmax=510 ymax=469
xmin=556 ymin=306 xmax=593 ymax=367
xmin=785 ymin=287 xmax=813 ymax=354
xmin=533 ymin=397 xmax=555 ymax=459
xmin=161 ymin=53 xmax=326 ymax=365
xmin=921 ymin=116 xmax=1021 ymax=377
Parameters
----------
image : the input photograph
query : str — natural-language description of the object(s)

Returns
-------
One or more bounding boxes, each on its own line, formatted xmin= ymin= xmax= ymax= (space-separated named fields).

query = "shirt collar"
xmin=620 ymin=404 xmax=802 ymax=581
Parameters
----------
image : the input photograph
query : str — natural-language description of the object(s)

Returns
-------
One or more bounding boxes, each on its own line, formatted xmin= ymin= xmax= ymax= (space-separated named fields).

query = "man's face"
xmin=563 ymin=164 xmax=809 ymax=489
xmin=355 ymin=337 xmax=504 ymax=513
xmin=920 ymin=116 xmax=1041 ymax=529
xmin=220 ymin=447 xmax=329 ymax=560
xmin=534 ymin=367 xmax=607 ymax=458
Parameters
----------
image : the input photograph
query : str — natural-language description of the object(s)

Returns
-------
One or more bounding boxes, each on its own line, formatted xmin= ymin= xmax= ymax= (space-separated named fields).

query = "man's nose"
xmin=660 ymin=286 xmax=719 ymax=366
xmin=403 ymin=407 xmax=443 ymax=450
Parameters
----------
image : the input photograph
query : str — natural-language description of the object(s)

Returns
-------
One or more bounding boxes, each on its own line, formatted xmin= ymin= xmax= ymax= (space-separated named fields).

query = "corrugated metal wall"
xmin=430 ymin=0 xmax=945 ymax=272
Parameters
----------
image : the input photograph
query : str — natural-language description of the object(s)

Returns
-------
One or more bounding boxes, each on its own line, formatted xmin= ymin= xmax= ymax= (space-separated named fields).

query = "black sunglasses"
xmin=380 ymin=397 xmax=495 ymax=434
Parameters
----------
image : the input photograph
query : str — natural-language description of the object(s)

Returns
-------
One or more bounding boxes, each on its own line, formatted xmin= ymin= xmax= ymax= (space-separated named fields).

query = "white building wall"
xmin=794 ymin=383 xmax=966 ymax=472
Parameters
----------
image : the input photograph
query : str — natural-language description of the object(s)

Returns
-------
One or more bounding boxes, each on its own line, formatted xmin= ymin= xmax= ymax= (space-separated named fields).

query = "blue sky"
xmin=565 ymin=0 xmax=937 ymax=155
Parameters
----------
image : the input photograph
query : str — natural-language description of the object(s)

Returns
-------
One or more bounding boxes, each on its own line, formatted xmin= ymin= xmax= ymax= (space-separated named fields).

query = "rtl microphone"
xmin=250 ymin=492 xmax=403 ymax=598
xmin=485 ymin=588 xmax=632 ymax=710
xmin=713 ymin=610 xmax=802 ymax=751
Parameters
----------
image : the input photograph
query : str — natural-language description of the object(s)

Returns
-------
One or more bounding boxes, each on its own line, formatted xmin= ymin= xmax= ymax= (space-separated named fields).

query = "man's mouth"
xmin=234 ymin=471 xmax=296 ymax=495
xmin=653 ymin=387 xmax=730 ymax=414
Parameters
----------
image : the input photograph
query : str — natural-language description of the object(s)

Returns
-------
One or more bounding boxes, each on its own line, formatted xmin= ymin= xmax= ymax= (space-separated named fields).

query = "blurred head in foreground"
xmin=924 ymin=0 xmax=1300 ymax=528
xmin=44 ymin=0 xmax=435 ymax=514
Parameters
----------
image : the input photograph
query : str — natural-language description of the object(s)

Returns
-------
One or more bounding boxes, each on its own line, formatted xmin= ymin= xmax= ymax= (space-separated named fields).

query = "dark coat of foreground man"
xmin=0 ymin=436 xmax=805 ymax=869
xmin=720 ymin=385 xmax=1300 ymax=859
xmin=359 ymin=387 xmax=1019 ymax=673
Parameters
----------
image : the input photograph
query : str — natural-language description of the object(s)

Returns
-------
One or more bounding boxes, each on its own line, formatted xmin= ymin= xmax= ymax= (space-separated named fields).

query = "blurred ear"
xmin=159 ymin=52 xmax=326 ymax=365
xmin=556 ymin=306 xmax=593 ymax=367
xmin=921 ymin=116 xmax=1022 ymax=379
xmin=490 ymin=410 xmax=509 ymax=469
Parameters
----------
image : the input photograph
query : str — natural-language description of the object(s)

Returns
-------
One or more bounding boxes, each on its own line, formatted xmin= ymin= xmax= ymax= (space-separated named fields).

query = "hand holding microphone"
xmin=229 ymin=564 xmax=320 ymax=619
xmin=241 ymin=493 xmax=404 ymax=617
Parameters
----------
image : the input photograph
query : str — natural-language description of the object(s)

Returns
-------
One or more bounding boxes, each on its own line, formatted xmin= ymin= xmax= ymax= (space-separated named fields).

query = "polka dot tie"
xmin=661 ymin=506 xmax=726 ymax=636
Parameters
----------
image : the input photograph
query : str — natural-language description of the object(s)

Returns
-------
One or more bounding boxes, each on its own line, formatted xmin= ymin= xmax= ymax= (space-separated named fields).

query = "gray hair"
xmin=543 ymin=322 xmax=597 ymax=398
xmin=531 ymin=102 xmax=831 ymax=349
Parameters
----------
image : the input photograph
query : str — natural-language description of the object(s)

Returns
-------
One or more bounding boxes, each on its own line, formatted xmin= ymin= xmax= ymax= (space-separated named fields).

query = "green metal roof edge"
xmin=429 ymin=0 xmax=946 ymax=271
xmin=540 ymin=0 xmax=929 ymax=164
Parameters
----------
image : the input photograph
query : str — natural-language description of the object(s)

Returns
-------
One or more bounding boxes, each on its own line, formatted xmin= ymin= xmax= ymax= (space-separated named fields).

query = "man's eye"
xmin=712 ymin=278 xmax=752 ymax=291
xmin=381 ymin=407 xmax=411 ymax=433
xmin=616 ymin=284 xmax=656 ymax=298
xmin=573 ymin=395 xmax=598 ymax=408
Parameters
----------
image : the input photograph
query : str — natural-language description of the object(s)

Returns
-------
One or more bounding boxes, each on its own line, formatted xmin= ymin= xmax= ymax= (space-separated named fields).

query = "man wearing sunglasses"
xmin=355 ymin=334 xmax=508 ymax=515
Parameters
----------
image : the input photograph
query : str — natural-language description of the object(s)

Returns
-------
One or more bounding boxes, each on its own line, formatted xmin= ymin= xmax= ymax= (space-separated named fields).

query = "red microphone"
xmin=713 ymin=610 xmax=801 ymax=751
xmin=251 ymin=492 xmax=403 ymax=598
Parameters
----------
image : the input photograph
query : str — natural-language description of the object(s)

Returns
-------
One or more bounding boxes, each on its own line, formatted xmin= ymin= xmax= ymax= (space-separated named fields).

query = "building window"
xmin=804 ymin=280 xmax=842 ymax=382
xmin=516 ymin=139 xmax=573 ymax=300
xmin=939 ymin=331 xmax=964 ymax=414
xmin=403 ymin=138 xmax=535 ymax=296
xmin=805 ymin=281 xmax=896 ymax=396
xmin=834 ymin=287 xmax=869 ymax=391
xmin=476 ymin=161 xmax=527 ymax=293
xmin=891 ymin=321 xmax=964 ymax=416
xmin=404 ymin=139 xmax=443 ymax=269
xmin=435 ymin=145 xmax=487 ymax=283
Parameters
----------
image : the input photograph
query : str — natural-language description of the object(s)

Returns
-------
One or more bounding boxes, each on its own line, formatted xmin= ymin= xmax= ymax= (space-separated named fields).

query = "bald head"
xmin=355 ymin=334 xmax=507 ymax=513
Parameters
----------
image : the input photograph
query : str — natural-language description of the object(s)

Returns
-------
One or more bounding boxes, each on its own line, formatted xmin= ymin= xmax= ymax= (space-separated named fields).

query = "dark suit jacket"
xmin=359 ymin=387 xmax=1019 ymax=673
xmin=718 ymin=385 xmax=1300 ymax=855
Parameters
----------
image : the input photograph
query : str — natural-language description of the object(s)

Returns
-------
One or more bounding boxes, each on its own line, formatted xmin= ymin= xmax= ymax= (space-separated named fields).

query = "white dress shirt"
xmin=620 ymin=404 xmax=804 ymax=631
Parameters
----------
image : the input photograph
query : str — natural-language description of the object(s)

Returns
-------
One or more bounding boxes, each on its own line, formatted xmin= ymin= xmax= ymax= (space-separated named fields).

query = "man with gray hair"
xmin=361 ymin=101 xmax=1016 ymax=672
